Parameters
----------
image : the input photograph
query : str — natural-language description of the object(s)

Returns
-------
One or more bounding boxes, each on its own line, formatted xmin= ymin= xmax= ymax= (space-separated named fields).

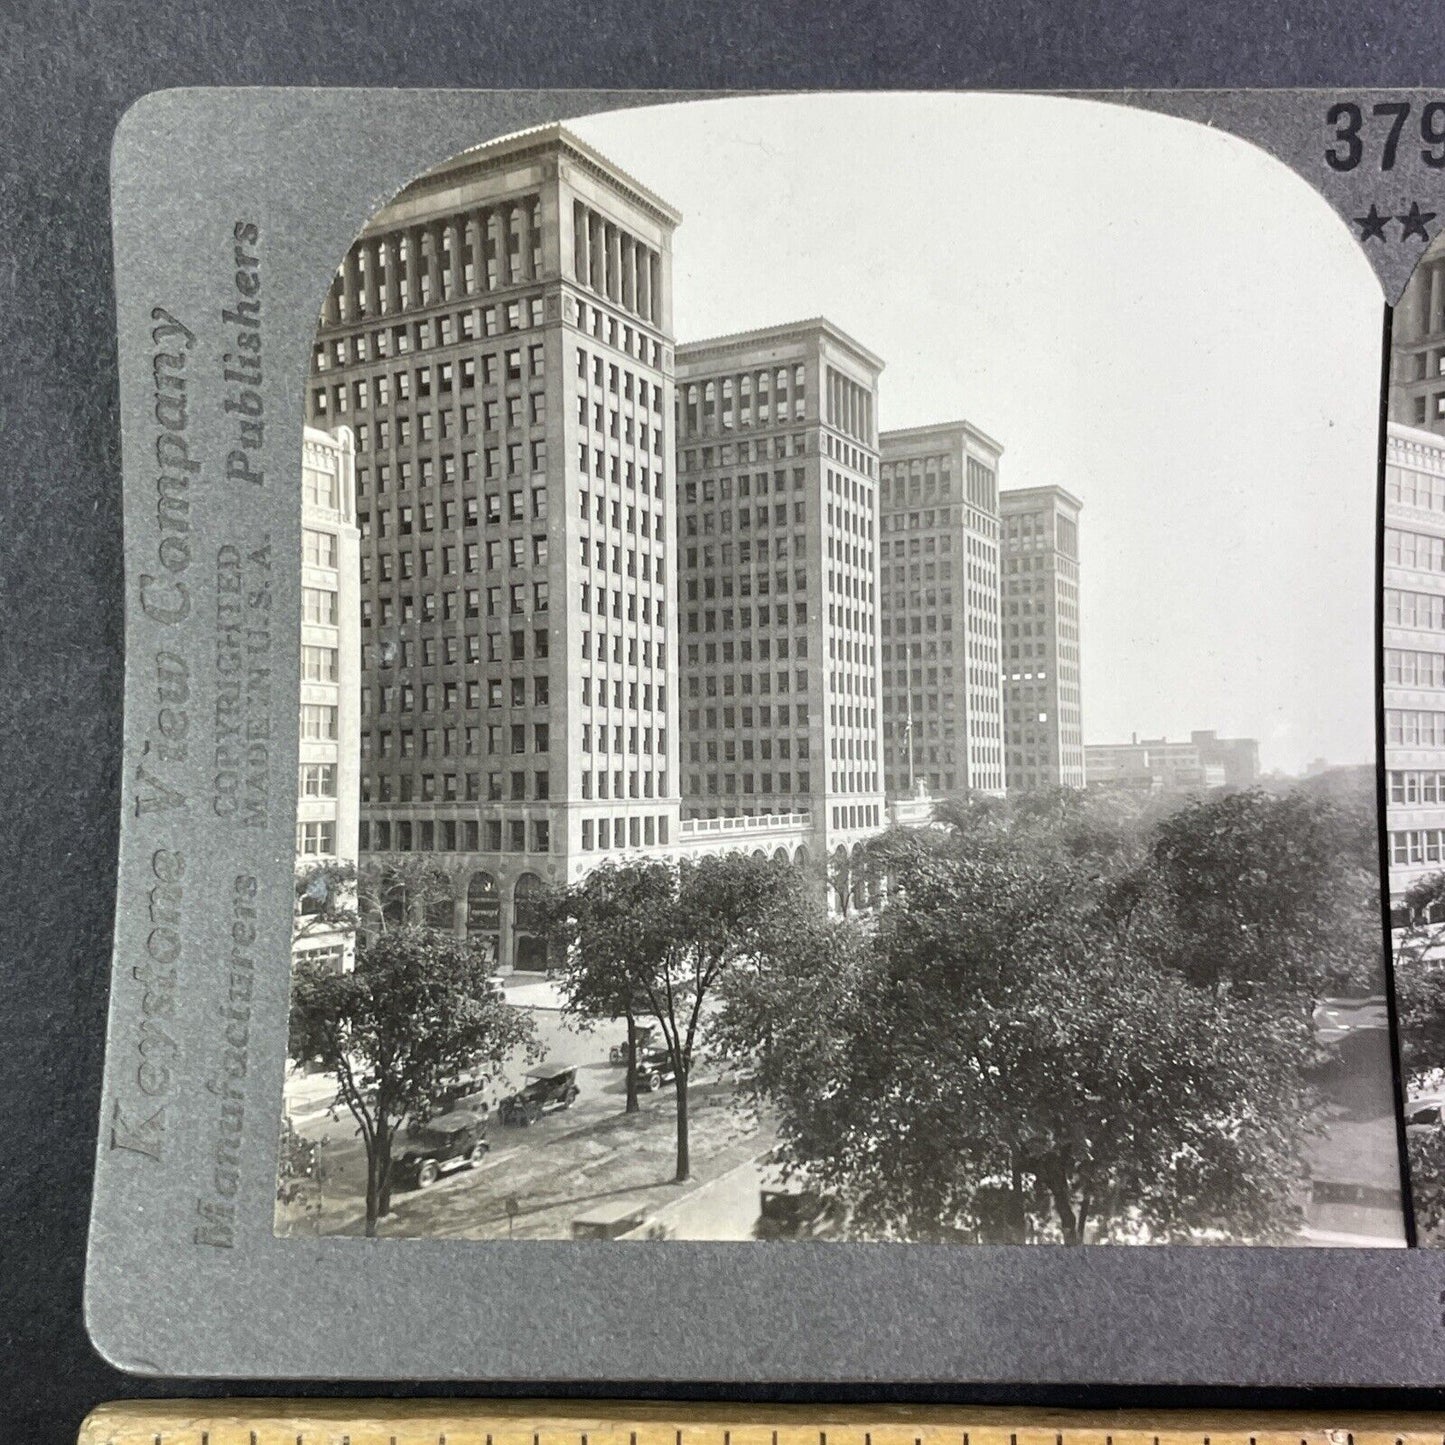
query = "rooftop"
xmin=370 ymin=122 xmax=683 ymax=230
xmin=880 ymin=418 xmax=1004 ymax=458
xmin=677 ymin=317 xmax=885 ymax=375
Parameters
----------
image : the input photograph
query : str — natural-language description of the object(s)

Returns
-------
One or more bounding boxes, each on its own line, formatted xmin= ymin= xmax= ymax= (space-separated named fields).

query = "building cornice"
xmin=367 ymin=123 xmax=682 ymax=232
xmin=880 ymin=419 xmax=1004 ymax=458
xmin=677 ymin=317 xmax=885 ymax=376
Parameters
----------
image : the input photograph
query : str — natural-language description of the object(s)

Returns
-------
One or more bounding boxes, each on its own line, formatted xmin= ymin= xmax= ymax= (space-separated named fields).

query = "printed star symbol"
xmin=1399 ymin=200 xmax=1438 ymax=242
xmin=1355 ymin=204 xmax=1390 ymax=243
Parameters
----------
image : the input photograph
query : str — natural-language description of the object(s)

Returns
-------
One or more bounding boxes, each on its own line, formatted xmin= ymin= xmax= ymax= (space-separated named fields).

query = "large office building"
xmin=294 ymin=425 xmax=363 ymax=973
xmin=306 ymin=125 xmax=683 ymax=969
xmin=674 ymin=319 xmax=888 ymax=858
xmin=1385 ymin=231 xmax=1445 ymax=918
xmin=1084 ymin=735 xmax=1226 ymax=795
xmin=1000 ymin=485 xmax=1085 ymax=791
xmin=878 ymin=421 xmax=1005 ymax=798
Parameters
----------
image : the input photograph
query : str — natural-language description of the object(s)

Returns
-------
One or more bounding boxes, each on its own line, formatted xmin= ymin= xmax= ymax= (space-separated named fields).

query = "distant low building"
xmin=1085 ymin=734 xmax=1228 ymax=794
xmin=1189 ymin=728 xmax=1260 ymax=788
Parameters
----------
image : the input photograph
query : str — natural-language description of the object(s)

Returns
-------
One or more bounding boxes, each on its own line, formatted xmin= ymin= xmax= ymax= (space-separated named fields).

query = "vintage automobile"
xmin=755 ymin=1186 xmax=845 ymax=1240
xmin=392 ymin=1109 xmax=489 ymax=1190
xmin=1407 ymin=1093 xmax=1445 ymax=1134
xmin=634 ymin=1045 xmax=678 ymax=1094
xmin=497 ymin=1064 xmax=580 ymax=1126
xmin=608 ymin=1022 xmax=659 ymax=1066
xmin=571 ymin=1197 xmax=650 ymax=1239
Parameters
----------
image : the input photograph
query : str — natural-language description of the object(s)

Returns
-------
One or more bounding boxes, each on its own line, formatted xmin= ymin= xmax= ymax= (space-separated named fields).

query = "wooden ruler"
xmin=74 ymin=1402 xmax=1445 ymax=1445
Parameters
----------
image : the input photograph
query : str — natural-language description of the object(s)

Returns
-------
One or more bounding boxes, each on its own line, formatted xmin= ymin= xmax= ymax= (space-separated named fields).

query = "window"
xmin=301 ymin=644 xmax=338 ymax=681
xmin=300 ymin=704 xmax=338 ymax=740
xmin=299 ymin=762 xmax=338 ymax=797
xmin=303 ymin=528 xmax=338 ymax=568
xmin=302 ymin=587 xmax=338 ymax=625
xmin=296 ymin=820 xmax=336 ymax=855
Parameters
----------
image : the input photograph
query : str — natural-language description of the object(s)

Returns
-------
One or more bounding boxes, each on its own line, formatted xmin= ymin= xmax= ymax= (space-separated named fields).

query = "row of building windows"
xmin=1387 ymin=527 xmax=1445 ymax=573
xmin=314 ymin=344 xmax=547 ymax=420
xmin=1390 ymin=829 xmax=1445 ymax=864
xmin=366 ymin=720 xmax=550 ymax=753
xmin=362 ymin=483 xmax=549 ymax=540
xmin=366 ymin=628 xmax=551 ymax=672
xmin=687 ymin=735 xmax=810 ymax=761
xmin=1387 ymin=461 xmax=1445 ymax=512
xmin=678 ymin=367 xmax=808 ymax=437
xmin=687 ymin=771 xmax=813 ymax=798
xmin=363 ymin=815 xmax=553 ymax=855
xmin=362 ymin=769 xmax=551 ymax=802
xmin=579 ymin=813 xmax=671 ymax=850
xmin=1386 ymin=587 xmax=1445 ymax=630
xmin=1389 ymin=770 xmax=1445 ymax=803
xmin=579 ymin=768 xmax=668 ymax=800
xmin=1386 ymin=648 xmax=1445 ymax=688
xmin=362 ymin=582 xmax=549 ymax=626
xmin=1386 ymin=709 xmax=1445 ymax=745
xmin=317 ymin=295 xmax=545 ymax=369
xmin=679 ymin=434 xmax=810 ymax=473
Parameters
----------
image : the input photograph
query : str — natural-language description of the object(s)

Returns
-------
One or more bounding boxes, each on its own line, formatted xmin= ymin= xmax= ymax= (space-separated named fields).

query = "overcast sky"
xmin=567 ymin=94 xmax=1383 ymax=776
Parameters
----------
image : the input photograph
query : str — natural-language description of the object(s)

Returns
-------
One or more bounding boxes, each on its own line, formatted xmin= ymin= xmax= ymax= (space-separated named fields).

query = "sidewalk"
xmin=620 ymin=1152 xmax=772 ymax=1241
xmin=503 ymin=973 xmax=569 ymax=1011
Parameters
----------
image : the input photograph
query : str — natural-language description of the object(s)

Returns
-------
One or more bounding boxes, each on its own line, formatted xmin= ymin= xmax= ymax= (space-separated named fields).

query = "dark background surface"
xmin=5 ymin=2 xmax=1445 ymax=1441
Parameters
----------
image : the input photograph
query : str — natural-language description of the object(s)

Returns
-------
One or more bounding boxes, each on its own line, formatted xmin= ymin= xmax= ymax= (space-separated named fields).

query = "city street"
xmin=1301 ymin=996 xmax=1406 ymax=1246
xmin=279 ymin=990 xmax=1411 ymax=1244
xmin=279 ymin=990 xmax=774 ymax=1240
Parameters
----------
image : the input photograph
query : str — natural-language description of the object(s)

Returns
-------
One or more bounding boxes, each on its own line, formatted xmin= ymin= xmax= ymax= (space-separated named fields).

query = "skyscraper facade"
xmin=1384 ymin=237 xmax=1445 ymax=919
xmin=674 ymin=320 xmax=887 ymax=863
xmin=295 ymin=424 xmax=362 ymax=973
xmin=1000 ymin=485 xmax=1085 ymax=791
xmin=305 ymin=125 xmax=682 ymax=969
xmin=878 ymin=421 xmax=1005 ymax=798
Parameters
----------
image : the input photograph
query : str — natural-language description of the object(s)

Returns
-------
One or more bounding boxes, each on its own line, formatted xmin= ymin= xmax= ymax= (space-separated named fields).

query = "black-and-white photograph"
xmin=276 ymin=93 xmax=1399 ymax=1247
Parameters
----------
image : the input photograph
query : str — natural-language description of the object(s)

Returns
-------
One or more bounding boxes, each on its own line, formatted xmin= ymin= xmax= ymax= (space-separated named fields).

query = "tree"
xmin=294 ymin=858 xmax=358 ymax=943
xmin=547 ymin=852 xmax=806 ymax=1181
xmin=1409 ymin=1127 xmax=1445 ymax=1245
xmin=1148 ymin=783 xmax=1383 ymax=1009
xmin=537 ymin=867 xmax=666 ymax=1115
xmin=356 ymin=854 xmax=459 ymax=934
xmin=1392 ymin=872 xmax=1445 ymax=1085
xmin=288 ymin=925 xmax=537 ymax=1235
xmin=722 ymin=821 xmax=1318 ymax=1244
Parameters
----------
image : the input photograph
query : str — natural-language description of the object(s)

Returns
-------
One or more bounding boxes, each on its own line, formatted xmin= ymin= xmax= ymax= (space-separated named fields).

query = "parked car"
xmin=572 ymin=1198 xmax=650 ymax=1239
xmin=634 ymin=1046 xmax=678 ymax=1093
xmin=392 ymin=1110 xmax=489 ymax=1189
xmin=497 ymin=1064 xmax=580 ymax=1126
xmin=1407 ymin=1094 xmax=1445 ymax=1134
xmin=433 ymin=1068 xmax=491 ymax=1116
xmin=755 ymin=1186 xmax=844 ymax=1240
xmin=608 ymin=1023 xmax=658 ymax=1066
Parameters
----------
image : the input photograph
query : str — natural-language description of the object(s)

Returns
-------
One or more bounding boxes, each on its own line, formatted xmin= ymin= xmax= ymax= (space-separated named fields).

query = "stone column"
xmin=383 ymin=234 xmax=401 ymax=315
xmin=621 ymin=235 xmax=635 ymax=312
xmin=323 ymin=274 xmax=341 ymax=325
xmin=589 ymin=213 xmax=604 ymax=293
xmin=518 ymin=198 xmax=536 ymax=282
xmin=364 ymin=238 xmax=383 ymax=317
xmin=470 ymin=210 xmax=486 ymax=294
xmin=1431 ymin=262 xmax=1444 ymax=336
xmin=404 ymin=225 xmax=424 ymax=309
xmin=607 ymin=224 xmax=622 ymax=302
xmin=572 ymin=202 xmax=587 ymax=284
xmin=636 ymin=244 xmax=651 ymax=320
xmin=343 ymin=246 xmax=362 ymax=322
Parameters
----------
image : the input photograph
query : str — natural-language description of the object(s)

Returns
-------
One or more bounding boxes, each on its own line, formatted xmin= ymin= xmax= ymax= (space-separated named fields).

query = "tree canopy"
xmin=288 ymin=924 xmax=536 ymax=1234
xmin=715 ymin=782 xmax=1375 ymax=1244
